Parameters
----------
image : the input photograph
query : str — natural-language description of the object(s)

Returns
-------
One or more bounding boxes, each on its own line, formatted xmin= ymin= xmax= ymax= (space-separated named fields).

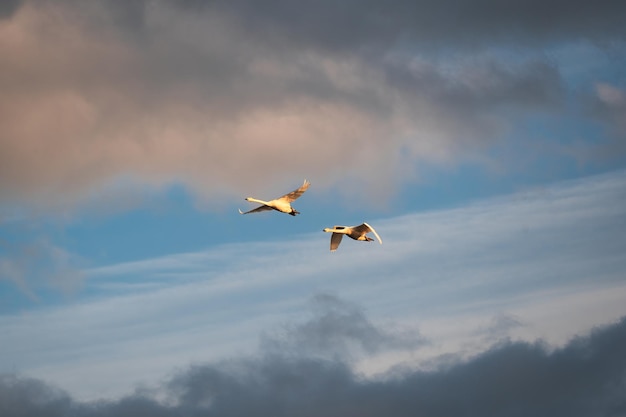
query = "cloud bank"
xmin=1 ymin=0 xmax=624 ymax=210
xmin=1 ymin=296 xmax=625 ymax=417
xmin=2 ymin=169 xmax=625 ymax=401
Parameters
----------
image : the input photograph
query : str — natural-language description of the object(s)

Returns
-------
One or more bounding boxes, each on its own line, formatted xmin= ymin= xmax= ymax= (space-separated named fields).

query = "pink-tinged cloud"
xmin=595 ymin=83 xmax=626 ymax=134
xmin=0 ymin=1 xmax=573 ymax=210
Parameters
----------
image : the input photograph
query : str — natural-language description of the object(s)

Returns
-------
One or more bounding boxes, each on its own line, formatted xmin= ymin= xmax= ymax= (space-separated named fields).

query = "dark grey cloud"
xmin=0 ymin=0 xmax=20 ymax=19
xmin=158 ymin=0 xmax=626 ymax=52
xmin=45 ymin=0 xmax=626 ymax=55
xmin=2 ymin=297 xmax=626 ymax=417
xmin=260 ymin=294 xmax=425 ymax=360
xmin=0 ymin=374 xmax=72 ymax=417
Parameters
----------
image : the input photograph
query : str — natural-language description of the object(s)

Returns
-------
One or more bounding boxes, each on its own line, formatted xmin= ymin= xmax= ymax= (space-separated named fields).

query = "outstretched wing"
xmin=277 ymin=179 xmax=310 ymax=203
xmin=330 ymin=233 xmax=344 ymax=252
xmin=357 ymin=222 xmax=383 ymax=244
xmin=239 ymin=205 xmax=274 ymax=215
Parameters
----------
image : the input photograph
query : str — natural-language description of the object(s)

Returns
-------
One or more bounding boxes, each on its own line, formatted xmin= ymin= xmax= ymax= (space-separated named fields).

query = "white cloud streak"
xmin=1 ymin=169 xmax=625 ymax=400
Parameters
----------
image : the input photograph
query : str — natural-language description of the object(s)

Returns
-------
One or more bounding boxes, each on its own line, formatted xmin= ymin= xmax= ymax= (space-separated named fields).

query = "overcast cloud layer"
xmin=2 ymin=302 xmax=625 ymax=417
xmin=1 ymin=0 xmax=625 ymax=209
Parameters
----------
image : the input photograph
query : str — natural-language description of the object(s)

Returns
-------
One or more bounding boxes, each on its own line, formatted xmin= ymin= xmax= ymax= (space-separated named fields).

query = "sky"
xmin=1 ymin=0 xmax=626 ymax=415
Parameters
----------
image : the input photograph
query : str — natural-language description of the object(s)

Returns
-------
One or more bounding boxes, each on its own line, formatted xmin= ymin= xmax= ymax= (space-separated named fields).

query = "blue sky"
xmin=1 ymin=1 xmax=626 ymax=415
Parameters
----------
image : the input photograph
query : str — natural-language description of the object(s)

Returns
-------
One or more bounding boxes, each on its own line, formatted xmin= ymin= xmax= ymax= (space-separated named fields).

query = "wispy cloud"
xmin=1 ymin=170 xmax=625 ymax=400
xmin=0 ymin=237 xmax=85 ymax=299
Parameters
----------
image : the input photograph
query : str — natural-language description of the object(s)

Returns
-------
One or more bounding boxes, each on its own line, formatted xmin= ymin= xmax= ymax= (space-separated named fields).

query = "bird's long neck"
xmin=246 ymin=197 xmax=269 ymax=205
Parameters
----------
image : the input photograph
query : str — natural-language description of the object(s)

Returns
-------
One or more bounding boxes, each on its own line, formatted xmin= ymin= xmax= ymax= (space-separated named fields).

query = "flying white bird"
xmin=239 ymin=179 xmax=310 ymax=216
xmin=322 ymin=222 xmax=383 ymax=252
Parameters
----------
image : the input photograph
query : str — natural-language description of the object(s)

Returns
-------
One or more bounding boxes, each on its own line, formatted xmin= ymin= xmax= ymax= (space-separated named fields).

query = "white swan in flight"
xmin=322 ymin=222 xmax=383 ymax=252
xmin=239 ymin=179 xmax=310 ymax=216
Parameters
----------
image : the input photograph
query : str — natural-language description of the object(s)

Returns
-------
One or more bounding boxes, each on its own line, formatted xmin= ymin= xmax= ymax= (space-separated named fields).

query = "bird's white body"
xmin=239 ymin=179 xmax=310 ymax=216
xmin=244 ymin=197 xmax=293 ymax=213
xmin=322 ymin=222 xmax=382 ymax=251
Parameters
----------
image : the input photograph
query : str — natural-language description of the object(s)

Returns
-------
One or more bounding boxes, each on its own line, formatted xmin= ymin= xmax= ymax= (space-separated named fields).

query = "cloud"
xmin=64 ymin=0 xmax=626 ymax=51
xmin=203 ymin=0 xmax=626 ymax=52
xmin=1 ymin=170 xmax=625 ymax=401
xmin=2 ymin=300 xmax=626 ymax=417
xmin=4 ymin=0 xmax=622 ymax=211
xmin=0 ymin=374 xmax=72 ymax=417
xmin=0 ymin=0 xmax=19 ymax=19
xmin=560 ymin=82 xmax=626 ymax=165
xmin=0 ymin=237 xmax=85 ymax=298
xmin=472 ymin=313 xmax=525 ymax=344
xmin=592 ymin=82 xmax=626 ymax=139
xmin=167 ymin=316 xmax=626 ymax=417
xmin=260 ymin=293 xmax=426 ymax=361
